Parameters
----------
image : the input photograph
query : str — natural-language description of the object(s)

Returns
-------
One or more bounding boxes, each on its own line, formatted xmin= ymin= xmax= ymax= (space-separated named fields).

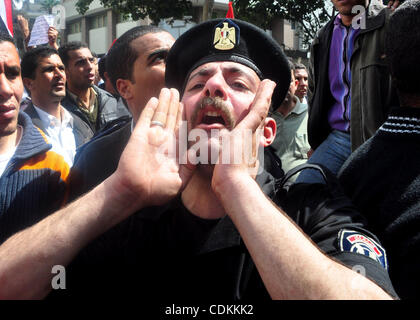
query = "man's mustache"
xmin=191 ymin=96 xmax=235 ymax=130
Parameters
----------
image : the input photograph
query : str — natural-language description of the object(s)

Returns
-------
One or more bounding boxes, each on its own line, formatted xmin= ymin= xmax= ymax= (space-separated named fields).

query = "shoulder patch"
xmin=338 ymin=229 xmax=388 ymax=270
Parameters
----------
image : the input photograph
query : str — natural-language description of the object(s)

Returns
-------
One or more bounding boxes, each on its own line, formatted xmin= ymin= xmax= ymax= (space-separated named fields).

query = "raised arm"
xmin=0 ymin=88 xmax=194 ymax=299
xmin=211 ymin=80 xmax=393 ymax=300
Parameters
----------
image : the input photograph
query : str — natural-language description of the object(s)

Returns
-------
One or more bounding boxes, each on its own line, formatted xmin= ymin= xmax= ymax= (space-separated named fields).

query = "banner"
xmin=0 ymin=0 xmax=13 ymax=36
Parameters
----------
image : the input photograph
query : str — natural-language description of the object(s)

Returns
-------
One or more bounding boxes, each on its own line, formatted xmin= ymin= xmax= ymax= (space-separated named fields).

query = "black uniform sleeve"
xmin=274 ymin=183 xmax=398 ymax=298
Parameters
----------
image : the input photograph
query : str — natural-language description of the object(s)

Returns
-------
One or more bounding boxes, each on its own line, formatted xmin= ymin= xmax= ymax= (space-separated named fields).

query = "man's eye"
xmin=232 ymin=82 xmax=247 ymax=90
xmin=188 ymin=83 xmax=204 ymax=91
xmin=151 ymin=52 xmax=167 ymax=64
xmin=6 ymin=71 xmax=19 ymax=79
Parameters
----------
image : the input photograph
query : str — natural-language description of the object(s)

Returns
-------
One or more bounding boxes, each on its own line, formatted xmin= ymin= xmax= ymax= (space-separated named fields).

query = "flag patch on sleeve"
xmin=338 ymin=229 xmax=388 ymax=270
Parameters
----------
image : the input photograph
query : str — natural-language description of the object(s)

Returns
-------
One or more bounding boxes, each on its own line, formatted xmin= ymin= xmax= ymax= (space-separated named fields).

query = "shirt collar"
xmin=33 ymin=104 xmax=74 ymax=129
xmin=290 ymin=96 xmax=307 ymax=115
xmin=67 ymin=87 xmax=97 ymax=110
xmin=334 ymin=11 xmax=367 ymax=30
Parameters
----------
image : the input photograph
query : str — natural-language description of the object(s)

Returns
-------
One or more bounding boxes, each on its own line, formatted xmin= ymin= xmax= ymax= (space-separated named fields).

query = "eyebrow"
xmin=188 ymin=65 xmax=258 ymax=85
xmin=224 ymin=66 xmax=256 ymax=83
xmin=188 ymin=68 xmax=214 ymax=82
xmin=75 ymin=56 xmax=94 ymax=64
xmin=147 ymin=48 xmax=170 ymax=62
xmin=41 ymin=63 xmax=64 ymax=70
xmin=5 ymin=65 xmax=21 ymax=74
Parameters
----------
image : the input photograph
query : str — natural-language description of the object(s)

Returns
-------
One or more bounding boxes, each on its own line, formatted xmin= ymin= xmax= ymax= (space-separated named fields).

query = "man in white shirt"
xmin=21 ymin=47 xmax=93 ymax=166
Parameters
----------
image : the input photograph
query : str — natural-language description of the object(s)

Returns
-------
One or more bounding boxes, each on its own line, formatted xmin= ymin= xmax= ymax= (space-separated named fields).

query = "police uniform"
xmin=61 ymin=18 xmax=397 ymax=300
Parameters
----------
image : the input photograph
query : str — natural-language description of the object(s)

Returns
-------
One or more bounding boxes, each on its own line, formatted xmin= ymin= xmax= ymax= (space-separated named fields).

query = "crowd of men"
xmin=0 ymin=0 xmax=418 ymax=300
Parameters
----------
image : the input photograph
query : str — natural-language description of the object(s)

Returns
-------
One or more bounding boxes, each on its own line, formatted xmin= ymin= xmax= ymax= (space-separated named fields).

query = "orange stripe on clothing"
xmin=36 ymin=127 xmax=49 ymax=143
xmin=18 ymin=150 xmax=71 ymax=183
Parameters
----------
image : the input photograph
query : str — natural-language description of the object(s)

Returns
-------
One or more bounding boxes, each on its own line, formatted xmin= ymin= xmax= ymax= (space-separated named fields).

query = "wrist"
xmin=212 ymin=172 xmax=256 ymax=202
xmin=100 ymin=173 xmax=146 ymax=223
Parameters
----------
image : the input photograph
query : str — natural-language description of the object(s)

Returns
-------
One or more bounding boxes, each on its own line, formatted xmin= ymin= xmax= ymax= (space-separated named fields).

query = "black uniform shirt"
xmin=59 ymin=169 xmax=397 ymax=300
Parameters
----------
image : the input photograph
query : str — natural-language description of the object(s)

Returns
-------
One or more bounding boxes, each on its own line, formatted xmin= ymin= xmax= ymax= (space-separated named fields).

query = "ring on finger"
xmin=151 ymin=120 xmax=165 ymax=128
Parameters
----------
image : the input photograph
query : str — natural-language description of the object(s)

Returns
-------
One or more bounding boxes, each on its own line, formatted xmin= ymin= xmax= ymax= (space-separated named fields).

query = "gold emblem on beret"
xmin=214 ymin=22 xmax=236 ymax=50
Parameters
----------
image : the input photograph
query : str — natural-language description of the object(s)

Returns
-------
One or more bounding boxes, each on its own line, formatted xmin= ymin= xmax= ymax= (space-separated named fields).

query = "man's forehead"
xmin=69 ymin=48 xmax=93 ymax=60
xmin=294 ymin=68 xmax=307 ymax=76
xmin=188 ymin=61 xmax=260 ymax=81
xmin=0 ymin=41 xmax=19 ymax=64
xmin=131 ymin=32 xmax=174 ymax=57
xmin=39 ymin=54 xmax=63 ymax=64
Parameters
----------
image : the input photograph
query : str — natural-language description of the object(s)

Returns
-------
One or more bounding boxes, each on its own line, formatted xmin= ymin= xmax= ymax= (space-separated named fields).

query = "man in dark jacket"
xmin=297 ymin=0 xmax=398 ymax=184
xmin=58 ymin=42 xmax=130 ymax=134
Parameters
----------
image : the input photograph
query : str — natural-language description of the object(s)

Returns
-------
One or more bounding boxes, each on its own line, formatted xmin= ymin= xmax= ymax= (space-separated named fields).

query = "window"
xmin=89 ymin=14 xmax=107 ymax=29
xmin=68 ymin=21 xmax=81 ymax=34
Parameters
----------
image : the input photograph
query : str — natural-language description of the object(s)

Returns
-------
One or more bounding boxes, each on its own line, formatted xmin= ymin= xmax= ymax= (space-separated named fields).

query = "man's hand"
xmin=387 ymin=1 xmax=400 ymax=11
xmin=211 ymin=79 xmax=276 ymax=193
xmin=111 ymin=88 xmax=195 ymax=211
xmin=16 ymin=15 xmax=30 ymax=41
xmin=48 ymin=27 xmax=59 ymax=50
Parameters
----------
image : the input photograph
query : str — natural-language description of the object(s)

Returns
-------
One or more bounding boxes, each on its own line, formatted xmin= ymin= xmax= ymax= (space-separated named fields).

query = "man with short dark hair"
xmin=58 ymin=42 xmax=130 ymax=134
xmin=338 ymin=0 xmax=420 ymax=299
xmin=69 ymin=26 xmax=175 ymax=198
xmin=0 ymin=33 xmax=70 ymax=245
xmin=21 ymin=47 xmax=93 ymax=165
xmin=97 ymin=55 xmax=117 ymax=96
xmin=106 ymin=25 xmax=174 ymax=118
xmin=293 ymin=62 xmax=308 ymax=103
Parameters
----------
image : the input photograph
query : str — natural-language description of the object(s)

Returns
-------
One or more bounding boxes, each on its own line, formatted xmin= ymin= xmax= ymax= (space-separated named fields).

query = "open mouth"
xmin=194 ymin=106 xmax=233 ymax=130
xmin=192 ymin=97 xmax=234 ymax=130
xmin=201 ymin=110 xmax=226 ymax=126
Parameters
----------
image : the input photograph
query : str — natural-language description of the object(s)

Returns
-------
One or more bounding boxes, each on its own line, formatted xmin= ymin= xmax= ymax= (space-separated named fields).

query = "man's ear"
xmin=116 ymin=78 xmax=133 ymax=100
xmin=22 ymin=77 xmax=33 ymax=92
xmin=260 ymin=116 xmax=276 ymax=147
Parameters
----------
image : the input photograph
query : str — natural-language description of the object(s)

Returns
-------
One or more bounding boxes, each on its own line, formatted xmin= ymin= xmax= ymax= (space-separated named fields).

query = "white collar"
xmin=33 ymin=104 xmax=74 ymax=129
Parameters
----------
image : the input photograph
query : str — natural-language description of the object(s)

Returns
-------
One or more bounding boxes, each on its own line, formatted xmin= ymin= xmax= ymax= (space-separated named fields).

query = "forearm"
xmin=215 ymin=175 xmax=392 ymax=300
xmin=0 ymin=174 xmax=141 ymax=299
xmin=49 ymin=43 xmax=59 ymax=50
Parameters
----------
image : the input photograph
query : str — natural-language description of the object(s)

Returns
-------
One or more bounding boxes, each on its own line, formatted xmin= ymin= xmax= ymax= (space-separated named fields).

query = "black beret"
xmin=165 ymin=18 xmax=291 ymax=109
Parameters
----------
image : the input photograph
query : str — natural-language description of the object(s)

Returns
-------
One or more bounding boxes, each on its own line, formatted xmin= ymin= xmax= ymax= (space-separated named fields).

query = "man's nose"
xmin=54 ymin=67 xmax=65 ymax=78
xmin=204 ymin=73 xmax=227 ymax=100
xmin=86 ymin=59 xmax=94 ymax=70
xmin=0 ymin=74 xmax=14 ymax=101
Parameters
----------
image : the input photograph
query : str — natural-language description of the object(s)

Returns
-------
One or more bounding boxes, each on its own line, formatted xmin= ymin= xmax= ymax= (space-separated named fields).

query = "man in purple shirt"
xmin=297 ymin=0 xmax=399 ymax=184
